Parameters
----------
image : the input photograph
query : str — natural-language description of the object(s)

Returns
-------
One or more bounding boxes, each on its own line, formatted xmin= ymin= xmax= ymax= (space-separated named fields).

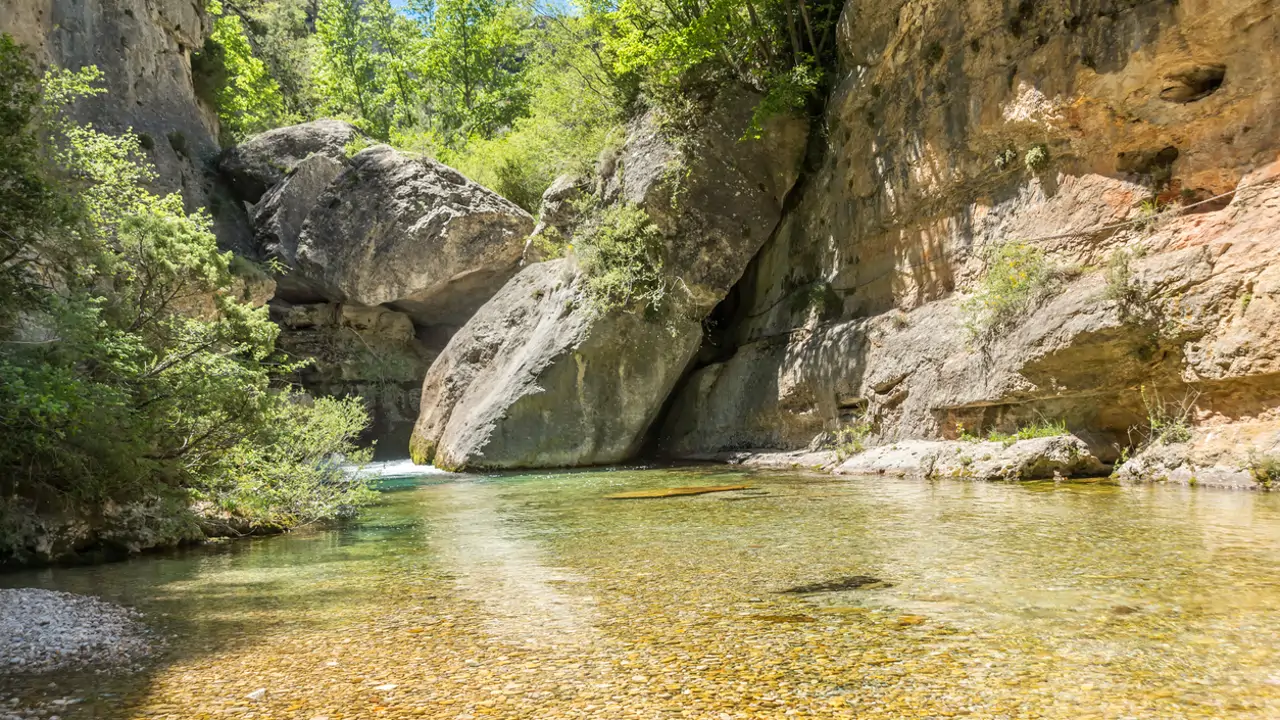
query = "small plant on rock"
xmin=817 ymin=420 xmax=874 ymax=461
xmin=1024 ymin=144 xmax=1050 ymax=171
xmin=1138 ymin=385 xmax=1197 ymax=446
xmin=962 ymin=241 xmax=1061 ymax=342
xmin=574 ymin=203 xmax=669 ymax=316
xmin=1246 ymin=451 xmax=1280 ymax=490
xmin=1103 ymin=248 xmax=1141 ymax=306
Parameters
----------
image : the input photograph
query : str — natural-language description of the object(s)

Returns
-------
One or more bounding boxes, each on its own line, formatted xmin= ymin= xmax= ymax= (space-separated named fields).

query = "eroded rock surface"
xmin=219 ymin=119 xmax=363 ymax=203
xmin=658 ymin=0 xmax=1280 ymax=484
xmin=295 ymin=145 xmax=534 ymax=329
xmin=410 ymin=260 xmax=702 ymax=470
xmin=411 ymin=92 xmax=805 ymax=470
xmin=835 ymin=436 xmax=1107 ymax=482
xmin=2 ymin=0 xmax=253 ymax=253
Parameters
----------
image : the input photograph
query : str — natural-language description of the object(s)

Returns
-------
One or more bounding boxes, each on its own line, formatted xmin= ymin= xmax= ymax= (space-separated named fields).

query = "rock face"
xmin=219 ymin=119 xmax=363 ymax=204
xmin=217 ymin=124 xmax=535 ymax=448
xmin=295 ymin=145 xmax=535 ymax=329
xmin=1114 ymin=421 xmax=1280 ymax=490
xmin=410 ymin=260 xmax=702 ymax=470
xmin=835 ymin=436 xmax=1107 ymax=482
xmin=2 ymin=0 xmax=253 ymax=254
xmin=410 ymin=91 xmax=806 ymax=470
xmin=271 ymin=300 xmax=435 ymax=454
xmin=657 ymin=0 xmax=1280 ymax=483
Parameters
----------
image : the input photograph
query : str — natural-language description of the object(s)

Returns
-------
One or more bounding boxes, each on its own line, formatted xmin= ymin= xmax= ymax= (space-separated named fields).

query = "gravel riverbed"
xmin=0 ymin=588 xmax=153 ymax=675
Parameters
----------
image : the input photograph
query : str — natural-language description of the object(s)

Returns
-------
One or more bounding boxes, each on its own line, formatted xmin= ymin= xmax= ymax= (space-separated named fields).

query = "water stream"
xmin=3 ymin=466 xmax=1280 ymax=718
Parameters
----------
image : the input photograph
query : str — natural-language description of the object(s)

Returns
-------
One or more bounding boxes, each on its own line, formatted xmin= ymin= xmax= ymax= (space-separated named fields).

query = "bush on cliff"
xmin=962 ymin=241 xmax=1061 ymax=342
xmin=0 ymin=36 xmax=374 ymax=562
xmin=573 ymin=203 xmax=669 ymax=315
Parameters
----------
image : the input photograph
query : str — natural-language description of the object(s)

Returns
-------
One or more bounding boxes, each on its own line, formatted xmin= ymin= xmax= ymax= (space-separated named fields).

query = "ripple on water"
xmin=2 ymin=467 xmax=1279 ymax=718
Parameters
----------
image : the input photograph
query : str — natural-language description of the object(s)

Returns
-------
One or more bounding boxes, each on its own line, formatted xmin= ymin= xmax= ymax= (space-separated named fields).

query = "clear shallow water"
xmin=3 ymin=467 xmax=1280 ymax=719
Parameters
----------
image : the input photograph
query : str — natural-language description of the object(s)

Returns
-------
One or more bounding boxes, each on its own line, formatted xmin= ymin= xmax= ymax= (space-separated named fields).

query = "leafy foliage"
xmin=0 ymin=37 xmax=373 ymax=547
xmin=1138 ymin=386 xmax=1196 ymax=447
xmin=958 ymin=419 xmax=1070 ymax=448
xmin=962 ymin=241 xmax=1061 ymax=341
xmin=596 ymin=0 xmax=839 ymax=122
xmin=206 ymin=1 xmax=289 ymax=142
xmin=573 ymin=203 xmax=669 ymax=315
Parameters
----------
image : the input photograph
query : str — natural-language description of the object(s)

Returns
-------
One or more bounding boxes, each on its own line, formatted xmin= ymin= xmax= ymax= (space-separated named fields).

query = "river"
xmin=3 ymin=465 xmax=1280 ymax=718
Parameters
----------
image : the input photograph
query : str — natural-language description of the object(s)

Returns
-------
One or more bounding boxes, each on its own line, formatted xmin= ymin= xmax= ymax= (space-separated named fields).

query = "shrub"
xmin=1024 ymin=144 xmax=1050 ymax=171
xmin=816 ymin=420 xmax=873 ymax=461
xmin=1103 ymin=248 xmax=1140 ymax=305
xmin=196 ymin=394 xmax=375 ymax=528
xmin=574 ymin=203 xmax=669 ymax=315
xmin=1246 ymin=451 xmax=1280 ymax=490
xmin=1139 ymin=385 xmax=1197 ymax=446
xmin=0 ymin=39 xmax=374 ymax=545
xmin=962 ymin=241 xmax=1060 ymax=341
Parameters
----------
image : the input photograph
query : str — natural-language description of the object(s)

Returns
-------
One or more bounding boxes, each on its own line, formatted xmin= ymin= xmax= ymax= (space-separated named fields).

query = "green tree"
xmin=420 ymin=0 xmax=530 ymax=142
xmin=0 ymin=36 xmax=373 ymax=560
xmin=246 ymin=0 xmax=325 ymax=121
xmin=204 ymin=0 xmax=289 ymax=142
xmin=363 ymin=0 xmax=425 ymax=128
xmin=315 ymin=0 xmax=386 ymax=136
xmin=445 ymin=10 xmax=624 ymax=210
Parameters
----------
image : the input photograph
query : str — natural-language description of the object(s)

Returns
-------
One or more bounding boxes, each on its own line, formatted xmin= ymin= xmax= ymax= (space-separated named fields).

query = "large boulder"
xmin=218 ymin=119 xmax=363 ymax=203
xmin=250 ymin=153 xmax=346 ymax=302
xmin=294 ymin=145 xmax=535 ymax=329
xmin=410 ymin=91 xmax=806 ymax=470
xmin=410 ymin=260 xmax=702 ymax=470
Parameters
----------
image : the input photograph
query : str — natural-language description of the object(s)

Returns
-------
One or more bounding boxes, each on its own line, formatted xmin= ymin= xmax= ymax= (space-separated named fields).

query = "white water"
xmin=352 ymin=458 xmax=453 ymax=478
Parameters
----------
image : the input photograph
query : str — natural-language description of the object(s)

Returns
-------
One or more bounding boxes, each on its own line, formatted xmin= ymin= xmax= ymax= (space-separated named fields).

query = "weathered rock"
xmin=835 ymin=436 xmax=1107 ymax=481
xmin=295 ymin=145 xmax=535 ymax=330
xmin=524 ymin=173 xmax=589 ymax=264
xmin=411 ymin=92 xmax=806 ymax=470
xmin=659 ymin=0 xmax=1280 ymax=473
xmin=2 ymin=0 xmax=254 ymax=254
xmin=218 ymin=119 xmax=362 ymax=203
xmin=271 ymin=301 xmax=434 ymax=454
xmin=251 ymin=153 xmax=347 ymax=302
xmin=410 ymin=259 xmax=702 ymax=470
xmin=1114 ymin=421 xmax=1280 ymax=490
xmin=603 ymin=88 xmax=808 ymax=312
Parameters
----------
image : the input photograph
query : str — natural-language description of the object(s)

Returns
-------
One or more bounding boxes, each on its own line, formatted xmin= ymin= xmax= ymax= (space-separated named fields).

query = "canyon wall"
xmin=3 ymin=0 xmax=253 ymax=252
xmin=657 ymin=0 xmax=1280 ymax=485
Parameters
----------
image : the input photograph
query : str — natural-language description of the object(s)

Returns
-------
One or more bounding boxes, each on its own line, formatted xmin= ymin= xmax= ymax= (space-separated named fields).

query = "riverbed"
xmin=3 ymin=466 xmax=1280 ymax=718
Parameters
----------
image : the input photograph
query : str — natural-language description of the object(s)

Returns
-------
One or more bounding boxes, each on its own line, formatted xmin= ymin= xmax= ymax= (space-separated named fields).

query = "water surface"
xmin=4 ymin=467 xmax=1280 ymax=718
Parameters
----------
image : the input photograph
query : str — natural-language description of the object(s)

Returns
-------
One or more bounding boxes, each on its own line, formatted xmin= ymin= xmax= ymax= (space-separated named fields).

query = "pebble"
xmin=0 ymin=589 xmax=151 ymax=675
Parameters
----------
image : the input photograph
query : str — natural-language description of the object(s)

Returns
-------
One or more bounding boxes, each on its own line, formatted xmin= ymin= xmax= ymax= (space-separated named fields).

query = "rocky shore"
xmin=0 ymin=589 xmax=153 ymax=676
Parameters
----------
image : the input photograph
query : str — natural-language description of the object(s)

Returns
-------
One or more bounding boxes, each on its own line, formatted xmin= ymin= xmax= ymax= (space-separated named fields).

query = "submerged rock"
xmin=778 ymin=576 xmax=891 ymax=594
xmin=604 ymin=484 xmax=752 ymax=499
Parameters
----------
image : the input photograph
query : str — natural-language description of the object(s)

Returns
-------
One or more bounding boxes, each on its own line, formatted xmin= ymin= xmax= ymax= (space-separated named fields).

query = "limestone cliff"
xmin=657 ymin=0 xmax=1280 ymax=487
xmin=2 ymin=0 xmax=253 ymax=253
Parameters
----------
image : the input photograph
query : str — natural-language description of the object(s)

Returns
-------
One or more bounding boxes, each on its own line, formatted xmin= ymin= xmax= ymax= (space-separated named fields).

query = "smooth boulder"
xmin=410 ymin=259 xmax=702 ymax=470
xmin=219 ymin=119 xmax=363 ymax=203
xmin=295 ymin=145 xmax=534 ymax=328
xmin=410 ymin=90 xmax=806 ymax=470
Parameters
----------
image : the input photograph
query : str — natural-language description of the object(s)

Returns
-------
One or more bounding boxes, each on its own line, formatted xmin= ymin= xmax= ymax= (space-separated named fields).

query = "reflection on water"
xmin=3 ymin=468 xmax=1280 ymax=718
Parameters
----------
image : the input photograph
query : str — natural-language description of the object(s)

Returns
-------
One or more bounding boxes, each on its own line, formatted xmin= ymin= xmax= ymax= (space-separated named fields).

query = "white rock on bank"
xmin=0 ymin=588 xmax=153 ymax=674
